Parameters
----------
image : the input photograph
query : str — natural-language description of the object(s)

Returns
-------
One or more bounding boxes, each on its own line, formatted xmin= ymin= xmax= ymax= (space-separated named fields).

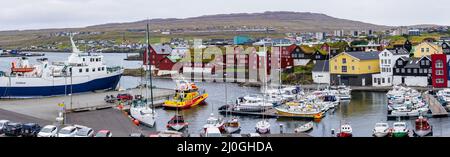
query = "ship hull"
xmin=0 ymin=73 xmax=122 ymax=98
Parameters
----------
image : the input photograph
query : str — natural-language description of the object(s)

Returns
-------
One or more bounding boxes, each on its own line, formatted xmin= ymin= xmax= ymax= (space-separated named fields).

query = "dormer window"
xmin=397 ymin=60 xmax=403 ymax=66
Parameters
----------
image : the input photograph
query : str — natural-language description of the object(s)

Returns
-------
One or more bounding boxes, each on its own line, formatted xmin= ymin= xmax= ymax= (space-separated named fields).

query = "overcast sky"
xmin=0 ymin=0 xmax=449 ymax=31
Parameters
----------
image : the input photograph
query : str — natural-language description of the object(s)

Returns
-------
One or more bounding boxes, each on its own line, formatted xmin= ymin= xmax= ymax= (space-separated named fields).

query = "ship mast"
xmin=146 ymin=23 xmax=155 ymax=114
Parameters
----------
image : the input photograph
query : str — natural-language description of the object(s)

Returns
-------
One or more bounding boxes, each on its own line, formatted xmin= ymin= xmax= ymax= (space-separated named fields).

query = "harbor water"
xmin=2 ymin=52 xmax=450 ymax=137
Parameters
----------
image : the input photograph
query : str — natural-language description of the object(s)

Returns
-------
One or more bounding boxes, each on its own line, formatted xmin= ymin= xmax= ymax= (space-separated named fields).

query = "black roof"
xmin=403 ymin=59 xmax=421 ymax=68
xmin=312 ymin=60 xmax=329 ymax=72
xmin=345 ymin=51 xmax=380 ymax=60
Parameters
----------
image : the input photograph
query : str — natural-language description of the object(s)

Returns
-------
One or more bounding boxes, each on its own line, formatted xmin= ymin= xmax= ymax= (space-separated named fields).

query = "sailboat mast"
xmin=147 ymin=23 xmax=155 ymax=113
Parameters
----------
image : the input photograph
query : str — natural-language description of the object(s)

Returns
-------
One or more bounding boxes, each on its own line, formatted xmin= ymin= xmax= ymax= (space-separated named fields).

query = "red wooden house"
xmin=431 ymin=54 xmax=448 ymax=88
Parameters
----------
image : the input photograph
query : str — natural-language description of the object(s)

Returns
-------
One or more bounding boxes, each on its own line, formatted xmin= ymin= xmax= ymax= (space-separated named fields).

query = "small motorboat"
xmin=336 ymin=123 xmax=352 ymax=137
xmin=413 ymin=116 xmax=433 ymax=137
xmin=224 ymin=117 xmax=241 ymax=134
xmin=392 ymin=122 xmax=409 ymax=138
xmin=203 ymin=113 xmax=225 ymax=133
xmin=373 ymin=122 xmax=390 ymax=137
xmin=294 ymin=121 xmax=313 ymax=133
xmin=255 ymin=120 xmax=271 ymax=134
xmin=166 ymin=115 xmax=189 ymax=131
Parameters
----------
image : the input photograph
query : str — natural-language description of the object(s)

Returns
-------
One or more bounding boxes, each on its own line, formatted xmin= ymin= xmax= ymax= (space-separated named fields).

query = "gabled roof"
xmin=152 ymin=44 xmax=173 ymax=54
xmin=344 ymin=51 xmax=380 ymax=60
xmin=404 ymin=58 xmax=421 ymax=68
xmin=312 ymin=60 xmax=329 ymax=72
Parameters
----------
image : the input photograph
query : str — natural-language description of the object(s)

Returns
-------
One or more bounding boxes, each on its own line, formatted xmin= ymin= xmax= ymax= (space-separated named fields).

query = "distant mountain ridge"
xmin=86 ymin=11 xmax=389 ymax=32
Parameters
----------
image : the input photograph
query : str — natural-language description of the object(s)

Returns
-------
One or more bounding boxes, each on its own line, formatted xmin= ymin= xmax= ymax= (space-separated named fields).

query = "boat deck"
xmin=218 ymin=105 xmax=320 ymax=119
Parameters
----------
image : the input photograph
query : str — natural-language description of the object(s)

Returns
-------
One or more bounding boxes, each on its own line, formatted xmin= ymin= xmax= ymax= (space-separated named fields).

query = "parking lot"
xmin=0 ymin=109 xmax=53 ymax=137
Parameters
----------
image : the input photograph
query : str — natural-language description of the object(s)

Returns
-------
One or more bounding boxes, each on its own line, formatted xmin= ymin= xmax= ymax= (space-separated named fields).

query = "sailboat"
xmin=130 ymin=23 xmax=157 ymax=127
xmin=222 ymin=79 xmax=241 ymax=134
xmin=255 ymin=47 xmax=271 ymax=134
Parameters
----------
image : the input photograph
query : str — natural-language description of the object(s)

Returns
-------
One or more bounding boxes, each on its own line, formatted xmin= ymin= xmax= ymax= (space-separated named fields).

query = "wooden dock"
xmin=423 ymin=93 xmax=449 ymax=117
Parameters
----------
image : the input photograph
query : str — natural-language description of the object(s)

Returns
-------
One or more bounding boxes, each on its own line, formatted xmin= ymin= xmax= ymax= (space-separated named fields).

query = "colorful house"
xmin=372 ymin=49 xmax=410 ymax=87
xmin=329 ymin=51 xmax=380 ymax=86
xmin=412 ymin=42 xmax=443 ymax=58
xmin=431 ymin=54 xmax=447 ymax=88
xmin=392 ymin=56 xmax=432 ymax=87
xmin=291 ymin=45 xmax=314 ymax=66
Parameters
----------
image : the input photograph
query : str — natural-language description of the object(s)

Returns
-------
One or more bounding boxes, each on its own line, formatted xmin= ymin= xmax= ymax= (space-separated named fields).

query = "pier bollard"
xmin=279 ymin=124 xmax=284 ymax=134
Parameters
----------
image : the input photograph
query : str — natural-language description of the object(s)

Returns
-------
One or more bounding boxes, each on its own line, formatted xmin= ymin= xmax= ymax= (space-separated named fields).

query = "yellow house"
xmin=329 ymin=51 xmax=380 ymax=86
xmin=412 ymin=42 xmax=443 ymax=58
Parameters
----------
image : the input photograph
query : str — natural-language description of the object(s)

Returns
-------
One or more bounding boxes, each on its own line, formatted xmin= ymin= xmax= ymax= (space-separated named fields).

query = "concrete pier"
xmin=0 ymin=88 xmax=174 ymax=122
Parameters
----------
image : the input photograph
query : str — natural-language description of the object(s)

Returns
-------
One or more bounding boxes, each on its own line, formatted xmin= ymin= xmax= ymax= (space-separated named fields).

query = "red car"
xmin=117 ymin=94 xmax=133 ymax=101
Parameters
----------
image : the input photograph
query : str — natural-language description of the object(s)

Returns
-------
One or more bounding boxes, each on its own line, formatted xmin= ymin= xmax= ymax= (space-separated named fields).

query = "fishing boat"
xmin=166 ymin=115 xmax=189 ymax=131
xmin=255 ymin=120 xmax=271 ymax=134
xmin=392 ymin=122 xmax=409 ymax=137
xmin=294 ymin=121 xmax=313 ymax=133
xmin=372 ymin=122 xmax=390 ymax=137
xmin=130 ymin=98 xmax=156 ymax=127
xmin=0 ymin=36 xmax=123 ymax=98
xmin=203 ymin=113 xmax=225 ymax=133
xmin=413 ymin=116 xmax=433 ymax=137
xmin=163 ymin=80 xmax=208 ymax=109
xmin=390 ymin=106 xmax=421 ymax=117
xmin=274 ymin=102 xmax=324 ymax=119
xmin=224 ymin=117 xmax=241 ymax=134
xmin=336 ymin=123 xmax=353 ymax=137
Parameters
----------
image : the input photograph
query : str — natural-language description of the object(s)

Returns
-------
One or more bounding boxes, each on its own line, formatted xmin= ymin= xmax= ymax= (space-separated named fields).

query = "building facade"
xmin=372 ymin=49 xmax=410 ymax=86
xmin=393 ymin=56 xmax=432 ymax=87
xmin=330 ymin=51 xmax=380 ymax=86
xmin=412 ymin=42 xmax=443 ymax=58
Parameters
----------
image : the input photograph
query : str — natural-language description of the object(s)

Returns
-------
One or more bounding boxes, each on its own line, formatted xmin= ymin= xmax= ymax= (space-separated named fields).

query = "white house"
xmin=312 ymin=60 xmax=330 ymax=84
xmin=372 ymin=49 xmax=410 ymax=86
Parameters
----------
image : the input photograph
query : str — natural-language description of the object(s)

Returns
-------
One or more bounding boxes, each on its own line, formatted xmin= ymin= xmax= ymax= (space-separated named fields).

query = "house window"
xmin=426 ymin=60 xmax=430 ymax=66
xmin=413 ymin=69 xmax=417 ymax=73
xmin=429 ymin=69 xmax=432 ymax=74
xmin=401 ymin=69 xmax=405 ymax=73
xmin=436 ymin=60 xmax=443 ymax=68
xmin=352 ymin=66 xmax=355 ymax=71
xmin=79 ymin=69 xmax=82 ymax=73
xmin=397 ymin=60 xmax=403 ymax=66
xmin=342 ymin=66 xmax=347 ymax=73
xmin=388 ymin=60 xmax=391 ymax=64
xmin=92 ymin=68 xmax=96 ymax=72
xmin=423 ymin=69 xmax=427 ymax=73
xmin=382 ymin=78 xmax=385 ymax=83
xmin=407 ymin=69 xmax=411 ymax=73
xmin=437 ymin=79 xmax=444 ymax=83
xmin=86 ymin=68 xmax=89 ymax=72
xmin=396 ymin=69 xmax=400 ymax=73
xmin=426 ymin=48 xmax=430 ymax=52
xmin=419 ymin=69 xmax=423 ymax=73
xmin=368 ymin=66 xmax=371 ymax=70
xmin=342 ymin=58 xmax=347 ymax=64
xmin=334 ymin=66 xmax=337 ymax=70
xmin=421 ymin=48 xmax=425 ymax=52
xmin=388 ymin=78 xmax=391 ymax=83
xmin=437 ymin=70 xmax=444 ymax=75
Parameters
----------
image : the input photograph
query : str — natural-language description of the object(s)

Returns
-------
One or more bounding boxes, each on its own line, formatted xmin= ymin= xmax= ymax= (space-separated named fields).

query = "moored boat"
xmin=255 ymin=120 xmax=271 ymax=134
xmin=130 ymin=98 xmax=157 ymax=127
xmin=392 ymin=122 xmax=409 ymax=137
xmin=275 ymin=102 xmax=324 ymax=119
xmin=203 ymin=113 xmax=225 ymax=133
xmin=224 ymin=117 xmax=241 ymax=134
xmin=372 ymin=122 xmax=390 ymax=137
xmin=167 ymin=115 xmax=189 ymax=131
xmin=294 ymin=121 xmax=313 ymax=133
xmin=413 ymin=116 xmax=433 ymax=137
xmin=336 ymin=123 xmax=353 ymax=137
xmin=163 ymin=80 xmax=208 ymax=109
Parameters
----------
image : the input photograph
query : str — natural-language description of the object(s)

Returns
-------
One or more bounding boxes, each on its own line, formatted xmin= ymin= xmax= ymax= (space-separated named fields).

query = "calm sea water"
xmin=2 ymin=52 xmax=450 ymax=137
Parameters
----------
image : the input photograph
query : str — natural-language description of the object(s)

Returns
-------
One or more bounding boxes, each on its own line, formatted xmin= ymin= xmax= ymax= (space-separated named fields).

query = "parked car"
xmin=95 ymin=130 xmax=112 ymax=137
xmin=75 ymin=127 xmax=94 ymax=137
xmin=38 ymin=125 xmax=58 ymax=137
xmin=58 ymin=126 xmax=78 ymax=137
xmin=3 ymin=122 xmax=23 ymax=137
xmin=21 ymin=123 xmax=41 ymax=137
xmin=117 ymin=94 xmax=133 ymax=101
xmin=0 ymin=120 xmax=10 ymax=134
xmin=129 ymin=133 xmax=145 ymax=137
